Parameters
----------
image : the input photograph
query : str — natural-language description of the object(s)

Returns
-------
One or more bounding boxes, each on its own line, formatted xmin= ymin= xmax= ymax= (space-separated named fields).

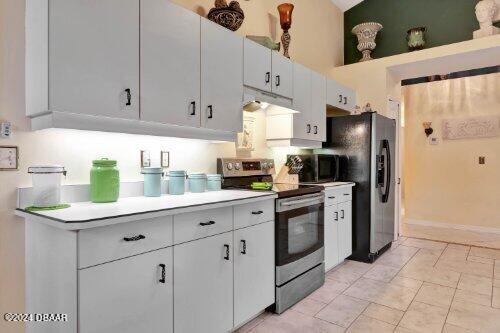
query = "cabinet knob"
xmin=199 ymin=221 xmax=216 ymax=226
xmin=334 ymin=212 xmax=339 ymax=221
xmin=223 ymin=244 xmax=230 ymax=260
xmin=125 ymin=88 xmax=132 ymax=106
xmin=207 ymin=105 xmax=213 ymax=119
xmin=314 ymin=125 xmax=318 ymax=134
xmin=306 ymin=124 xmax=311 ymax=133
xmin=341 ymin=210 xmax=345 ymax=219
xmin=265 ymin=72 xmax=271 ymax=84
xmin=328 ymin=196 xmax=336 ymax=199
xmin=275 ymin=75 xmax=280 ymax=87
xmin=190 ymin=101 xmax=196 ymax=116
xmin=123 ymin=234 xmax=145 ymax=242
xmin=240 ymin=240 xmax=247 ymax=254
xmin=158 ymin=264 xmax=166 ymax=284
xmin=251 ymin=210 xmax=263 ymax=215
xmin=344 ymin=96 xmax=347 ymax=105
xmin=338 ymin=94 xmax=343 ymax=104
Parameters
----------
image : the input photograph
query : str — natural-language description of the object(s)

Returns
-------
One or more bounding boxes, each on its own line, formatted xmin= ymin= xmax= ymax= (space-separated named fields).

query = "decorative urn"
xmin=407 ymin=27 xmax=426 ymax=51
xmin=207 ymin=0 xmax=245 ymax=32
xmin=351 ymin=22 xmax=383 ymax=62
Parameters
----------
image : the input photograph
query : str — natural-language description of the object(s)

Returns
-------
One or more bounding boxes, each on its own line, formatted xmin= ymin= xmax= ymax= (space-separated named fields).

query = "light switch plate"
xmin=0 ymin=122 xmax=12 ymax=138
xmin=161 ymin=151 xmax=170 ymax=168
xmin=0 ymin=146 xmax=19 ymax=170
xmin=140 ymin=150 xmax=151 ymax=168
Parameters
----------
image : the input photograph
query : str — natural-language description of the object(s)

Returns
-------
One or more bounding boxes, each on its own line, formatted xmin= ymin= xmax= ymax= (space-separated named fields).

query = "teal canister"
xmin=188 ymin=173 xmax=207 ymax=193
xmin=168 ymin=170 xmax=187 ymax=195
xmin=206 ymin=174 xmax=222 ymax=191
xmin=90 ymin=158 xmax=120 ymax=203
xmin=142 ymin=167 xmax=164 ymax=197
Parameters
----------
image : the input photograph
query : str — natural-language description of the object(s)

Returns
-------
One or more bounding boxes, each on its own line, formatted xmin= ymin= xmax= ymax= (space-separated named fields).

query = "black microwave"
xmin=288 ymin=154 xmax=340 ymax=183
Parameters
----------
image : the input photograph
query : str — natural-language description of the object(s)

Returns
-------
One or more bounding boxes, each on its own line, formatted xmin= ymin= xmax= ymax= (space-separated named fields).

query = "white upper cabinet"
xmin=48 ymin=0 xmax=139 ymax=120
xmin=292 ymin=63 xmax=312 ymax=140
xmin=79 ymin=247 xmax=173 ymax=333
xmin=141 ymin=0 xmax=201 ymax=127
xmin=244 ymin=39 xmax=272 ymax=92
xmin=327 ymin=79 xmax=357 ymax=112
xmin=201 ymin=19 xmax=243 ymax=133
xmin=311 ymin=71 xmax=327 ymax=142
xmin=271 ymin=53 xmax=293 ymax=99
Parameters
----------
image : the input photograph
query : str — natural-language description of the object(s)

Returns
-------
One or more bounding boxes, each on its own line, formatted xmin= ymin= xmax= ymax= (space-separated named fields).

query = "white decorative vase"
xmin=351 ymin=22 xmax=383 ymax=62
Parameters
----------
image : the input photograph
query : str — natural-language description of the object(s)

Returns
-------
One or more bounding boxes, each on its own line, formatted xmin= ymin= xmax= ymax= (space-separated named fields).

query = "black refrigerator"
xmin=323 ymin=112 xmax=396 ymax=263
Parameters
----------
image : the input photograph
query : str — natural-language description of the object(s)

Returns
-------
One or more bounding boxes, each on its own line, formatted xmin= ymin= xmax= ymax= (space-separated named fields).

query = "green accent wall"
xmin=344 ymin=0 xmax=499 ymax=65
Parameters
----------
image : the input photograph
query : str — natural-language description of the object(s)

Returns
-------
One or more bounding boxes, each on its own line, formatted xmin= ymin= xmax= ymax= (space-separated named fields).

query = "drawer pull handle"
xmin=158 ymin=264 xmax=166 ymax=284
xmin=251 ymin=210 xmax=263 ymax=215
xmin=223 ymin=244 xmax=230 ymax=260
xmin=123 ymin=235 xmax=146 ymax=242
xmin=125 ymin=88 xmax=132 ymax=106
xmin=334 ymin=212 xmax=339 ymax=221
xmin=344 ymin=193 xmax=350 ymax=196
xmin=241 ymin=240 xmax=247 ymax=254
xmin=328 ymin=196 xmax=336 ymax=199
xmin=199 ymin=221 xmax=216 ymax=226
xmin=341 ymin=210 xmax=345 ymax=219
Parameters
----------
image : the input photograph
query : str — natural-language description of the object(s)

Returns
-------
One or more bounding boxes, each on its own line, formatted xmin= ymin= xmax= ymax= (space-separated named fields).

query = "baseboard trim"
xmin=405 ymin=218 xmax=500 ymax=235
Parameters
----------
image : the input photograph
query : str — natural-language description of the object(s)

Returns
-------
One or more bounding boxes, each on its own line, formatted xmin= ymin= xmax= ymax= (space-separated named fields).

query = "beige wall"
xmin=403 ymin=73 xmax=500 ymax=229
xmin=0 ymin=0 xmax=343 ymax=331
xmin=329 ymin=35 xmax=500 ymax=117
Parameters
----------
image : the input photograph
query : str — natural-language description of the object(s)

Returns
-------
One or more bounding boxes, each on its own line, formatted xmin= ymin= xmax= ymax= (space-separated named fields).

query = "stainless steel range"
xmin=217 ymin=158 xmax=325 ymax=313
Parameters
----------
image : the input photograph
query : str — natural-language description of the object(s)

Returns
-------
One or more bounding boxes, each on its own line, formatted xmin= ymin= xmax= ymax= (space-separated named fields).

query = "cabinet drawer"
xmin=174 ymin=207 xmax=233 ymax=244
xmin=234 ymin=199 xmax=274 ymax=229
xmin=324 ymin=187 xmax=352 ymax=206
xmin=78 ymin=216 xmax=173 ymax=268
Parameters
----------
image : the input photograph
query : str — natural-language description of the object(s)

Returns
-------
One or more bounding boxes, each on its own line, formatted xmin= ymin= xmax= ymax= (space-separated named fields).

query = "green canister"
xmin=90 ymin=158 xmax=120 ymax=203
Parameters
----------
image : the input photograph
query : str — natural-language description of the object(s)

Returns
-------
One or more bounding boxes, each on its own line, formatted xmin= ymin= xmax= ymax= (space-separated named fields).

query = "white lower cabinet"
xmin=324 ymin=205 xmax=340 ymax=271
xmin=324 ymin=188 xmax=353 ymax=271
xmin=234 ymin=221 xmax=275 ymax=327
xmin=79 ymin=247 xmax=173 ymax=333
xmin=174 ymin=232 xmax=234 ymax=333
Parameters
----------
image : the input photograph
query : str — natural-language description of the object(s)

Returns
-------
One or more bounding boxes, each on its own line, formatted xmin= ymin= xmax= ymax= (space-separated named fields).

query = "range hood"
xmin=243 ymin=86 xmax=298 ymax=115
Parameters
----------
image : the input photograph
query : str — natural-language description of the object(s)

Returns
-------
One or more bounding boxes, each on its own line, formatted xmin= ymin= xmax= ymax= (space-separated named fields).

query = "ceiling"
xmin=330 ymin=0 xmax=364 ymax=12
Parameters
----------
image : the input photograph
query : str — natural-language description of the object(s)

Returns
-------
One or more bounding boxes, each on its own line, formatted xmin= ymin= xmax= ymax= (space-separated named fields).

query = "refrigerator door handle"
xmin=382 ymin=139 xmax=391 ymax=203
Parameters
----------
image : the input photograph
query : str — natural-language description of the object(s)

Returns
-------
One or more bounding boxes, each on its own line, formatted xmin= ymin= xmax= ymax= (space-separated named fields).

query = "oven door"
xmin=316 ymin=155 xmax=339 ymax=182
xmin=276 ymin=193 xmax=324 ymax=267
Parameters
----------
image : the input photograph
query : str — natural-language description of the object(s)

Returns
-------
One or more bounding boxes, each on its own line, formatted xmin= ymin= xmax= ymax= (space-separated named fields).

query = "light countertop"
xmin=15 ymin=190 xmax=277 ymax=230
xmin=301 ymin=181 xmax=355 ymax=188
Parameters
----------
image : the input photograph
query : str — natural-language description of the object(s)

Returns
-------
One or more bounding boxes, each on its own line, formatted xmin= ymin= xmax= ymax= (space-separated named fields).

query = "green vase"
xmin=407 ymin=27 xmax=426 ymax=51
xmin=90 ymin=158 xmax=120 ymax=203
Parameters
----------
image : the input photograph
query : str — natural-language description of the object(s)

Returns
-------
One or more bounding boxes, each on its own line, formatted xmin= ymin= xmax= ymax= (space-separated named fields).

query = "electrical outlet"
xmin=1 ymin=122 xmax=12 ymax=138
xmin=161 ymin=151 xmax=170 ymax=168
xmin=479 ymin=156 xmax=486 ymax=165
xmin=140 ymin=150 xmax=151 ymax=168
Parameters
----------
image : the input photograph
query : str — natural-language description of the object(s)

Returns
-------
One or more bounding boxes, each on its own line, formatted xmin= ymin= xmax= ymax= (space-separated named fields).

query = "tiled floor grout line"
xmin=441 ymin=279 xmax=459 ymax=333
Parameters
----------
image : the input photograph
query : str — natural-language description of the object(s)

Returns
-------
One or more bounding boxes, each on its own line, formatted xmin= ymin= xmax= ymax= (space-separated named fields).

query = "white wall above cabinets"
xmin=326 ymin=79 xmax=357 ymax=112
xmin=25 ymin=0 xmax=241 ymax=142
xmin=266 ymin=64 xmax=327 ymax=148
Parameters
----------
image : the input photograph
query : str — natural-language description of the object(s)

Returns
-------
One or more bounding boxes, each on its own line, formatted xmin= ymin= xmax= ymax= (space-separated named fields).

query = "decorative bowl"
xmin=208 ymin=1 xmax=245 ymax=31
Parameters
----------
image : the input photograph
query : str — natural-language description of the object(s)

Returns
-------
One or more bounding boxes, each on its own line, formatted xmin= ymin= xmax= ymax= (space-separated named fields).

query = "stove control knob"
xmin=234 ymin=163 xmax=241 ymax=170
xmin=261 ymin=162 xmax=268 ymax=169
xmin=226 ymin=163 xmax=233 ymax=170
xmin=268 ymin=162 xmax=274 ymax=169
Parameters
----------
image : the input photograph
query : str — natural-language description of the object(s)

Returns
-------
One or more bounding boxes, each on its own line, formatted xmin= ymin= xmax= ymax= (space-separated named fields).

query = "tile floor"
xmin=236 ymin=237 xmax=500 ymax=333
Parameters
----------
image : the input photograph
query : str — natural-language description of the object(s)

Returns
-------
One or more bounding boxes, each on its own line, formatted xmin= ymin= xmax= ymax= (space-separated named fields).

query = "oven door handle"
xmin=280 ymin=197 xmax=322 ymax=207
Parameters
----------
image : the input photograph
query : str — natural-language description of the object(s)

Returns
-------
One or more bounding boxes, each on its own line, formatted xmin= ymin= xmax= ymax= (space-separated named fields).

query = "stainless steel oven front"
xmin=274 ymin=192 xmax=325 ymax=313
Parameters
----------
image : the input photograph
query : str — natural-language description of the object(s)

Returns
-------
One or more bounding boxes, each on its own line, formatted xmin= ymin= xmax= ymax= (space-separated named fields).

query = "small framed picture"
xmin=0 ymin=146 xmax=19 ymax=171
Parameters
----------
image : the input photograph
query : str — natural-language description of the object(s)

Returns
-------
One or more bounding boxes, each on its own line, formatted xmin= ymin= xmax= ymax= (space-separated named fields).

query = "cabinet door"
xmin=324 ymin=204 xmax=340 ymax=271
xmin=79 ymin=247 xmax=173 ymax=333
xmin=292 ymin=63 xmax=312 ymax=140
xmin=311 ymin=71 xmax=327 ymax=142
xmin=49 ymin=0 xmax=139 ymax=119
xmin=326 ymin=79 xmax=343 ymax=109
xmin=141 ymin=0 xmax=201 ymax=127
xmin=244 ymin=39 xmax=272 ymax=92
xmin=234 ymin=222 xmax=275 ymax=327
xmin=338 ymin=201 xmax=353 ymax=260
xmin=343 ymin=88 xmax=357 ymax=112
xmin=174 ymin=232 xmax=233 ymax=333
xmin=201 ymin=19 xmax=243 ymax=132
xmin=271 ymin=52 xmax=293 ymax=98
